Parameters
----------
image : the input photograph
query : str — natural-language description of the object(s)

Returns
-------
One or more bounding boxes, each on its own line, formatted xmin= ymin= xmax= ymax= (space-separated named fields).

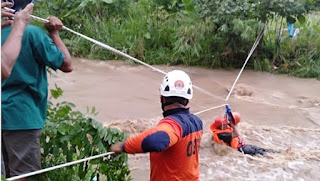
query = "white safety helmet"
xmin=160 ymin=70 xmax=193 ymax=99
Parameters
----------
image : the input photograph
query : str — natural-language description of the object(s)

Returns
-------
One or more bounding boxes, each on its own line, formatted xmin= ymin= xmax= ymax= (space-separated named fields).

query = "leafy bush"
xmin=33 ymin=85 xmax=131 ymax=180
xmin=272 ymin=13 xmax=320 ymax=78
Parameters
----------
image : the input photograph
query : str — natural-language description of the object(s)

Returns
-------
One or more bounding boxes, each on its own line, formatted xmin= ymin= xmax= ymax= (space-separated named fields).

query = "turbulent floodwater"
xmin=48 ymin=58 xmax=320 ymax=181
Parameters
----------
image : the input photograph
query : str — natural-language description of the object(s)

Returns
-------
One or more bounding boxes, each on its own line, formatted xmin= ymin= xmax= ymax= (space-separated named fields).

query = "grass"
xmin=31 ymin=0 xmax=320 ymax=79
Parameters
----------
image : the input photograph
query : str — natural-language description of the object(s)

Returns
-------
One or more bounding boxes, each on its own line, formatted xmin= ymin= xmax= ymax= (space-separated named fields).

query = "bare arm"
xmin=1 ymin=3 xmax=33 ymax=80
xmin=44 ymin=17 xmax=72 ymax=72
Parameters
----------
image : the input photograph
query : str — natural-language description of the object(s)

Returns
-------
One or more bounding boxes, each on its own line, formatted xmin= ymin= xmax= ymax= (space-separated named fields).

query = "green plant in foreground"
xmin=32 ymin=85 xmax=131 ymax=181
xmin=1 ymin=175 xmax=7 ymax=181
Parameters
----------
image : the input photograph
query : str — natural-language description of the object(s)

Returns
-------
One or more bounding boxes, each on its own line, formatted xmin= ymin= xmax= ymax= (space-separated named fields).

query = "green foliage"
xmin=172 ymin=6 xmax=214 ymax=65
xmin=263 ymin=58 xmax=272 ymax=72
xmin=271 ymin=12 xmax=320 ymax=78
xmin=1 ymin=175 xmax=7 ymax=181
xmin=34 ymin=0 xmax=132 ymax=60
xmin=35 ymin=86 xmax=131 ymax=180
xmin=153 ymin=0 xmax=182 ymax=12
xmin=50 ymin=84 xmax=64 ymax=99
xmin=253 ymin=59 xmax=262 ymax=71
xmin=32 ymin=0 xmax=320 ymax=78
xmin=253 ymin=58 xmax=271 ymax=72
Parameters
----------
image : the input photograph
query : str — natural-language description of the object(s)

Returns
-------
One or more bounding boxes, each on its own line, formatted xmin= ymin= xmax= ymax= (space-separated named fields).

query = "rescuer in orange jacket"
xmin=210 ymin=110 xmax=278 ymax=156
xmin=110 ymin=70 xmax=203 ymax=181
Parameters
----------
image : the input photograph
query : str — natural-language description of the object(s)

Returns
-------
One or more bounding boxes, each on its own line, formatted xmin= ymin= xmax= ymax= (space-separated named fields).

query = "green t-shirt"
xmin=1 ymin=25 xmax=65 ymax=130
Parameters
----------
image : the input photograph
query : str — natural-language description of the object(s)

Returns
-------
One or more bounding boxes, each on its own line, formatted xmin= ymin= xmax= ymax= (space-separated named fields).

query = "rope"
xmin=6 ymin=15 xmax=265 ymax=180
xmin=7 ymin=152 xmax=114 ymax=181
xmin=5 ymin=103 xmax=227 ymax=180
xmin=194 ymin=104 xmax=227 ymax=115
xmin=30 ymin=15 xmax=166 ymax=74
xmin=225 ymin=29 xmax=265 ymax=101
xmin=30 ymin=15 xmax=224 ymax=101
xmin=4 ymin=103 xmax=226 ymax=180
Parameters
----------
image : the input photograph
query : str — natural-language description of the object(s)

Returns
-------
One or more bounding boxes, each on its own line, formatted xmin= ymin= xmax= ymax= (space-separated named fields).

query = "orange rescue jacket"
xmin=210 ymin=125 xmax=240 ymax=149
xmin=124 ymin=108 xmax=203 ymax=181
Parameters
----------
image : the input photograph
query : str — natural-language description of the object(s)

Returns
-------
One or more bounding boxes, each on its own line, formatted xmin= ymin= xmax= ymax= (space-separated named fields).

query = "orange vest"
xmin=211 ymin=126 xmax=240 ymax=149
xmin=124 ymin=108 xmax=203 ymax=181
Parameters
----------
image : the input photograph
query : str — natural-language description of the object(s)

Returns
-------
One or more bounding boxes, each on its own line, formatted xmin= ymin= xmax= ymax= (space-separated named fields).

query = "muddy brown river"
xmin=48 ymin=58 xmax=320 ymax=181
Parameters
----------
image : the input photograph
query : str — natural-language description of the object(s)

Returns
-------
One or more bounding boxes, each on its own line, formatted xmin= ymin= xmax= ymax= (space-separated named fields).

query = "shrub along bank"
xmin=33 ymin=0 xmax=320 ymax=78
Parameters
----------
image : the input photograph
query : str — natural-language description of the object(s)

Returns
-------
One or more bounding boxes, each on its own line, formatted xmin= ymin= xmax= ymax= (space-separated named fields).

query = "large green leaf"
xmin=297 ymin=15 xmax=306 ymax=25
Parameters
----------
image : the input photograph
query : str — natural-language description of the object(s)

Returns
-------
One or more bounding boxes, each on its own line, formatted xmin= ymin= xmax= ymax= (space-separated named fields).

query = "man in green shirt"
xmin=1 ymin=2 xmax=33 ymax=177
xmin=1 ymin=14 xmax=72 ymax=179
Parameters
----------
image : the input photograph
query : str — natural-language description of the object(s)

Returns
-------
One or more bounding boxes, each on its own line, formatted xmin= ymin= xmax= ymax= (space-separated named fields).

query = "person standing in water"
xmin=111 ymin=70 xmax=203 ymax=181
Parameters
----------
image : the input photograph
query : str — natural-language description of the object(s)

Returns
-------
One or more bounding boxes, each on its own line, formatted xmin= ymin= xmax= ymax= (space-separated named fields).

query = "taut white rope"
xmin=5 ymin=102 xmax=226 ymax=180
xmin=6 ymin=15 xmax=266 ymax=180
xmin=225 ymin=29 xmax=265 ymax=101
xmin=30 ymin=15 xmax=225 ymax=101
xmin=7 ymin=152 xmax=114 ymax=181
xmin=194 ymin=104 xmax=227 ymax=115
xmin=30 ymin=15 xmax=166 ymax=74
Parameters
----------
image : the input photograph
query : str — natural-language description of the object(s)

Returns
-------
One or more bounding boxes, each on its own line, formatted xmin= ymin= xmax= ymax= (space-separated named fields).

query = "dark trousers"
xmin=238 ymin=144 xmax=279 ymax=156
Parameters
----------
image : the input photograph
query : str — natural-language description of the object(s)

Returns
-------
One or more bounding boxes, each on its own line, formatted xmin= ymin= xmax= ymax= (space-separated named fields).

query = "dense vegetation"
xmin=5 ymin=1 xmax=315 ymax=180
xmin=33 ymin=0 xmax=320 ymax=78
xmin=35 ymin=86 xmax=131 ymax=180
